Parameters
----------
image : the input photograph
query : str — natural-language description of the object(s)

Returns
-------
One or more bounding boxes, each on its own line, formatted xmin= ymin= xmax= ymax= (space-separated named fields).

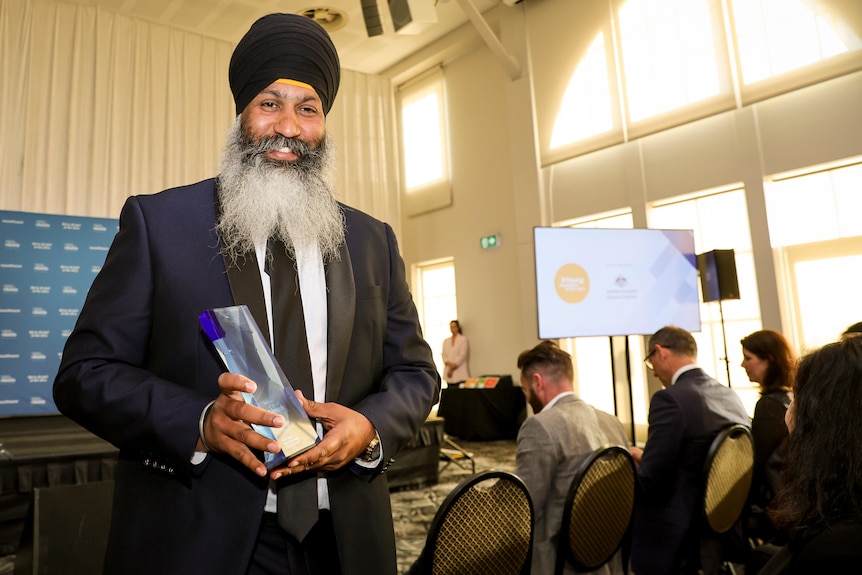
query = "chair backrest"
xmin=702 ymin=423 xmax=754 ymax=534
xmin=422 ymin=470 xmax=533 ymax=575
xmin=556 ymin=445 xmax=636 ymax=574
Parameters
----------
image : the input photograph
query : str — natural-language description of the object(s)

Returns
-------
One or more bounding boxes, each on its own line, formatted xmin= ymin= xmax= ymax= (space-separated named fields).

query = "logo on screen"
xmin=555 ymin=263 xmax=590 ymax=303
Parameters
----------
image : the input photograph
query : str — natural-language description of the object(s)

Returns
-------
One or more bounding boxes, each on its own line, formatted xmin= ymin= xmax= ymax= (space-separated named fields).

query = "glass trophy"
xmin=199 ymin=305 xmax=320 ymax=469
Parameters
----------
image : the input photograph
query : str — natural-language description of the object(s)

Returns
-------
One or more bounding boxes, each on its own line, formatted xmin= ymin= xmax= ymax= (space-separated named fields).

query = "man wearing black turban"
xmin=54 ymin=13 xmax=439 ymax=575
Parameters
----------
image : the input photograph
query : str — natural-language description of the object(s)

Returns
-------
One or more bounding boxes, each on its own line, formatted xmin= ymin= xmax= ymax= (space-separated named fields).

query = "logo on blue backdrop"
xmin=0 ymin=210 xmax=118 ymax=416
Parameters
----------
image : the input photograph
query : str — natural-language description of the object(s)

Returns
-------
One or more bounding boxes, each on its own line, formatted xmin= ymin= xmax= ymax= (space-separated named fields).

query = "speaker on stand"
xmin=697 ymin=249 xmax=740 ymax=386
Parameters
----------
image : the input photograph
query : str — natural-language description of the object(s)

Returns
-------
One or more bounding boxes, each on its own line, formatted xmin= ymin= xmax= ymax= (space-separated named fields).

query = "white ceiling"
xmin=73 ymin=0 xmax=502 ymax=75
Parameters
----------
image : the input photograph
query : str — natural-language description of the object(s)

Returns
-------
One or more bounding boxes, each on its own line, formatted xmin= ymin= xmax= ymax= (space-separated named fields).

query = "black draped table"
xmin=437 ymin=377 xmax=526 ymax=441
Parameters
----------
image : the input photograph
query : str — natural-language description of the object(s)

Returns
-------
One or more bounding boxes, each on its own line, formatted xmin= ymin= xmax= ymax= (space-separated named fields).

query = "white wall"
xmin=397 ymin=42 xmax=534 ymax=378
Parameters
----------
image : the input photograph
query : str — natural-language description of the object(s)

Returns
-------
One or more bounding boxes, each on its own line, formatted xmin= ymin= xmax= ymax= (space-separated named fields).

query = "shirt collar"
xmin=541 ymin=390 xmax=576 ymax=412
xmin=670 ymin=363 xmax=699 ymax=386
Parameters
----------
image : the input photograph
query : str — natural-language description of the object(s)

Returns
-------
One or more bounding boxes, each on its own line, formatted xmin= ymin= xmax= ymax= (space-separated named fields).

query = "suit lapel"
xmin=224 ymin=253 xmax=270 ymax=348
xmin=324 ymin=241 xmax=355 ymax=401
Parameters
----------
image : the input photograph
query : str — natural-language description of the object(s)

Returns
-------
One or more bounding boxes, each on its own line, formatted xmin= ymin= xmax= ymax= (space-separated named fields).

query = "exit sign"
xmin=480 ymin=234 xmax=501 ymax=249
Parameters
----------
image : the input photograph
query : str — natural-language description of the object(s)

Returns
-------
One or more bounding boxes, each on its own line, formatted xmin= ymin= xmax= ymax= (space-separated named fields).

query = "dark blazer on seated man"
xmin=630 ymin=326 xmax=749 ymax=575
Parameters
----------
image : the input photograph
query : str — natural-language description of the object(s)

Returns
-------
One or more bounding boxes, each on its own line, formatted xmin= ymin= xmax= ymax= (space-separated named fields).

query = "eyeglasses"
xmin=643 ymin=347 xmax=658 ymax=370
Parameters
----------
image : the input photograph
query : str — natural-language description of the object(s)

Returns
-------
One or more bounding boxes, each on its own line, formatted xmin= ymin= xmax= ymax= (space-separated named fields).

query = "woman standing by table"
xmin=442 ymin=320 xmax=470 ymax=385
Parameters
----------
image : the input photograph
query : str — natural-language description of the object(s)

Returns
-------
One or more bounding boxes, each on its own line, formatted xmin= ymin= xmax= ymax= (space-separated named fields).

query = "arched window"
xmin=550 ymin=33 xmax=615 ymax=149
xmin=548 ymin=0 xmax=862 ymax=158
xmin=732 ymin=0 xmax=862 ymax=85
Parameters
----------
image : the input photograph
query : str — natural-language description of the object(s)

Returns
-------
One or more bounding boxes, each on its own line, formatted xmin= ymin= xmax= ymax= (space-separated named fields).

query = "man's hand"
xmin=630 ymin=445 xmax=644 ymax=465
xmin=201 ymin=373 xmax=285 ymax=477
xmin=270 ymin=391 xmax=375 ymax=481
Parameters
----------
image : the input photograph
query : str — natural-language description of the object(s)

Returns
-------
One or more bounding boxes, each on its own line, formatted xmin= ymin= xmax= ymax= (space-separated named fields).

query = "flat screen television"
xmin=533 ymin=227 xmax=702 ymax=339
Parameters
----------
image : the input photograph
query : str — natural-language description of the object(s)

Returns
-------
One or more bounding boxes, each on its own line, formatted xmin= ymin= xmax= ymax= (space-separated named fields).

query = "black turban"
xmin=229 ymin=13 xmax=341 ymax=116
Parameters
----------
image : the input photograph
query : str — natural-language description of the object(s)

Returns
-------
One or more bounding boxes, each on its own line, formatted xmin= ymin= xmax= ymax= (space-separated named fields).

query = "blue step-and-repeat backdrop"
xmin=1 ymin=210 xmax=118 ymax=416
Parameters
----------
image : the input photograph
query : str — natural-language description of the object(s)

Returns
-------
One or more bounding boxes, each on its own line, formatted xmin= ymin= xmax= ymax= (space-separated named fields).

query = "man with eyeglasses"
xmin=630 ymin=326 xmax=749 ymax=575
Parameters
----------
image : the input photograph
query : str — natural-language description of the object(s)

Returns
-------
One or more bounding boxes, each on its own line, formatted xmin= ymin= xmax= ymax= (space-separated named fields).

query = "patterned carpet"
xmin=390 ymin=438 xmax=518 ymax=574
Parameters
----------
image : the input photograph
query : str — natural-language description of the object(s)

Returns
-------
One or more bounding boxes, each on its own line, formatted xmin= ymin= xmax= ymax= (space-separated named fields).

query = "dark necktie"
xmin=266 ymin=238 xmax=319 ymax=542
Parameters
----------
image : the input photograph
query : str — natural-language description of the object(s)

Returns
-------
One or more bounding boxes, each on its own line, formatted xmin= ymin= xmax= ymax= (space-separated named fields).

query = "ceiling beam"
xmin=453 ymin=0 xmax=521 ymax=81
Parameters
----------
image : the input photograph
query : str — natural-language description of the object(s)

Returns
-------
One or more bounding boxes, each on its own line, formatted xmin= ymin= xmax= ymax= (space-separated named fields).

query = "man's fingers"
xmin=297 ymin=394 xmax=340 ymax=430
xmin=218 ymin=373 xmax=256 ymax=395
xmin=215 ymin=391 xmax=285 ymax=429
xmin=203 ymin=392 xmax=287 ymax=477
xmin=270 ymin=398 xmax=375 ymax=479
xmin=210 ymin=404 xmax=281 ymax=453
xmin=282 ymin=429 xmax=352 ymax=472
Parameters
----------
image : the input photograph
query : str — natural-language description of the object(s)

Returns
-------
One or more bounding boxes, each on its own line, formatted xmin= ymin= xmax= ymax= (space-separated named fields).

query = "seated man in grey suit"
xmin=630 ymin=326 xmax=750 ymax=575
xmin=515 ymin=340 xmax=629 ymax=575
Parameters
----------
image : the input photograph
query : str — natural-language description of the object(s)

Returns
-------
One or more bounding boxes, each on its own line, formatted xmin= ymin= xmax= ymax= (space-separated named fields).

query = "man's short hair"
xmin=648 ymin=326 xmax=697 ymax=358
xmin=517 ymin=340 xmax=573 ymax=383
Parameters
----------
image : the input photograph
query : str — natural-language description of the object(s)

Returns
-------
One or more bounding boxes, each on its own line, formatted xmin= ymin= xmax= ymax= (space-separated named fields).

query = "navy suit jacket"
xmin=631 ymin=368 xmax=749 ymax=575
xmin=53 ymin=178 xmax=440 ymax=575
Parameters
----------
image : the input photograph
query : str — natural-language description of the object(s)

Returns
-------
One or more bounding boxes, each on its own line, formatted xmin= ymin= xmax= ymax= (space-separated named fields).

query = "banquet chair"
xmin=418 ymin=470 xmax=533 ymax=575
xmin=700 ymin=423 xmax=755 ymax=575
xmin=555 ymin=445 xmax=636 ymax=575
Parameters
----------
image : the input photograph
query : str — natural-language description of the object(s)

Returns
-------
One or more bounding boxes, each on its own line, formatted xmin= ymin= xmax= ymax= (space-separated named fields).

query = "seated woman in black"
xmin=758 ymin=334 xmax=862 ymax=574
xmin=740 ymin=329 xmax=795 ymax=542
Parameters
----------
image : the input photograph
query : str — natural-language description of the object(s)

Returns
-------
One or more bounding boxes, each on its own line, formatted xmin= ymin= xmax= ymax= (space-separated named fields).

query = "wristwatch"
xmin=359 ymin=436 xmax=380 ymax=462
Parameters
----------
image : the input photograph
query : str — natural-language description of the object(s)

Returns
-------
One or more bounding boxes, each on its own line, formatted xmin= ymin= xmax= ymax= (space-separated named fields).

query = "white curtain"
xmin=0 ymin=0 xmax=399 ymax=230
xmin=328 ymin=70 xmax=402 ymax=236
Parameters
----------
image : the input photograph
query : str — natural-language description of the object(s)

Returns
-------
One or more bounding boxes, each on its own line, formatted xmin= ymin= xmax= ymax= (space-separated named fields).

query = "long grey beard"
xmin=216 ymin=118 xmax=345 ymax=266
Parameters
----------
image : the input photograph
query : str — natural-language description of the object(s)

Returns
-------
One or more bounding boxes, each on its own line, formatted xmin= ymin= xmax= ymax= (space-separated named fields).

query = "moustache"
xmin=241 ymin=135 xmax=317 ymax=165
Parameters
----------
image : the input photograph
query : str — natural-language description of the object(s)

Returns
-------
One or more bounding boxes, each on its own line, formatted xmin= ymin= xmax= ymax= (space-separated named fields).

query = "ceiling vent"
xmin=299 ymin=7 xmax=349 ymax=33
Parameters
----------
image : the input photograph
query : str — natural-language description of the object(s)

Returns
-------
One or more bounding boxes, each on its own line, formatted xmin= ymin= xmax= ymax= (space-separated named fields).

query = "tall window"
xmin=398 ymin=69 xmax=451 ymax=215
xmin=765 ymin=161 xmax=862 ymax=349
xmin=413 ymin=259 xmax=458 ymax=386
xmin=766 ymin=162 xmax=862 ymax=247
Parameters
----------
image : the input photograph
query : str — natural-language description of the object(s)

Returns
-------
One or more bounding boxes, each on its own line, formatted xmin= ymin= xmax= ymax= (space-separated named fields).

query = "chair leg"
xmin=439 ymin=436 xmax=475 ymax=474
